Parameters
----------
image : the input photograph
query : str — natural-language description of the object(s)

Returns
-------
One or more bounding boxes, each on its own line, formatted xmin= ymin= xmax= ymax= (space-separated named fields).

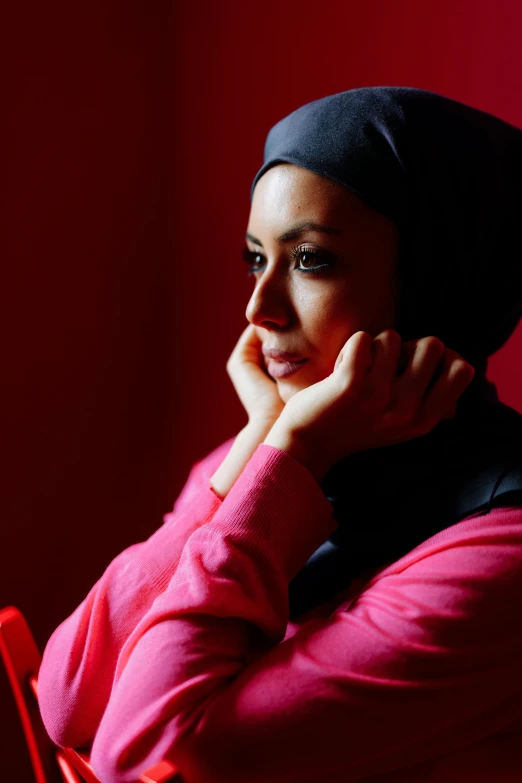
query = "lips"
xmin=262 ymin=348 xmax=306 ymax=362
xmin=262 ymin=346 xmax=308 ymax=379
xmin=266 ymin=358 xmax=308 ymax=379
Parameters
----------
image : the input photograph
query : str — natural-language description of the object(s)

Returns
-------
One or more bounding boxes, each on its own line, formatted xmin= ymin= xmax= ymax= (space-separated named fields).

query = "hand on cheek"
xmin=264 ymin=330 xmax=475 ymax=482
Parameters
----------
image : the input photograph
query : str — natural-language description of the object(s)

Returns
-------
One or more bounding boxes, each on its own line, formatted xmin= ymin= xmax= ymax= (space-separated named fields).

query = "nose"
xmin=245 ymin=265 xmax=292 ymax=328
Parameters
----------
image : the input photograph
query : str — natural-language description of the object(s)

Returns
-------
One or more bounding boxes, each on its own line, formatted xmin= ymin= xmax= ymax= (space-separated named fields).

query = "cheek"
xmin=305 ymin=298 xmax=361 ymax=373
xmin=286 ymin=282 xmax=370 ymax=387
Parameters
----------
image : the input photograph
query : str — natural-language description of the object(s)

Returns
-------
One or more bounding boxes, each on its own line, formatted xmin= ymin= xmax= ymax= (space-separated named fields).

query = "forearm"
xmin=38 ymin=475 xmax=222 ymax=749
xmin=209 ymin=418 xmax=275 ymax=498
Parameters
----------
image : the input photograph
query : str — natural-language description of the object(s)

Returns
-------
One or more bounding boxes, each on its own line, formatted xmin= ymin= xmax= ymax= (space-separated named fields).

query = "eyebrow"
xmin=245 ymin=220 xmax=341 ymax=247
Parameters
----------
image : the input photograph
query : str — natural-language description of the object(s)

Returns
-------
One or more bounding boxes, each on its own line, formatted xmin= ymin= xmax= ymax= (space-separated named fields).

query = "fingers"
xmin=337 ymin=330 xmax=409 ymax=410
xmin=397 ymin=339 xmax=416 ymax=375
xmin=419 ymin=349 xmax=475 ymax=429
xmin=394 ymin=337 xmax=446 ymax=414
xmin=365 ymin=330 xmax=402 ymax=408
xmin=236 ymin=323 xmax=261 ymax=355
xmin=325 ymin=329 xmax=475 ymax=435
xmin=226 ymin=324 xmax=268 ymax=405
xmin=336 ymin=331 xmax=373 ymax=397
xmin=227 ymin=324 xmax=261 ymax=373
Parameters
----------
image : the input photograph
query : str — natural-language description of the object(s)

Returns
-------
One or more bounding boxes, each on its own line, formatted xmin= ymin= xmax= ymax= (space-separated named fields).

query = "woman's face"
xmin=245 ymin=163 xmax=400 ymax=403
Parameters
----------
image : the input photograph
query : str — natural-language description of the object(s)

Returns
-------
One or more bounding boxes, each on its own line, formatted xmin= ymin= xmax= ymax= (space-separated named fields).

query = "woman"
xmin=38 ymin=87 xmax=522 ymax=782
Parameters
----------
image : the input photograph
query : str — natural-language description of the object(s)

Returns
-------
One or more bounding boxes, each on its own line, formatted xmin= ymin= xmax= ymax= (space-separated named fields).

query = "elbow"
xmin=37 ymin=641 xmax=110 ymax=750
xmin=38 ymin=709 xmax=78 ymax=751
xmin=38 ymin=692 xmax=94 ymax=751
xmin=38 ymin=662 xmax=96 ymax=750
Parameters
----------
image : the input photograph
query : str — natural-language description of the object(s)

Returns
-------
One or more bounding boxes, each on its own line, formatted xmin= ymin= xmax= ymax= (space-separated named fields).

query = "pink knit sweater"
xmin=38 ymin=436 xmax=522 ymax=782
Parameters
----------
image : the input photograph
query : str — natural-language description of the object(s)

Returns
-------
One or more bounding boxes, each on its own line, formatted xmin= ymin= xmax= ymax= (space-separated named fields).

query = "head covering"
xmin=249 ymin=87 xmax=522 ymax=620
xmin=250 ymin=86 xmax=522 ymax=369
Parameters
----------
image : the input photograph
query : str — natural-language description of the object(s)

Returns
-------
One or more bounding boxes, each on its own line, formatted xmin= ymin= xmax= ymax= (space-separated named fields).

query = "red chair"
xmin=0 ymin=605 xmax=181 ymax=783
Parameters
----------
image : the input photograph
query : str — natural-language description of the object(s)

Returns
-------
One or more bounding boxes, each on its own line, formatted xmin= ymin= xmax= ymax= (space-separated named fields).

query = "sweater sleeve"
xmin=87 ymin=443 xmax=522 ymax=783
xmin=37 ymin=437 xmax=235 ymax=750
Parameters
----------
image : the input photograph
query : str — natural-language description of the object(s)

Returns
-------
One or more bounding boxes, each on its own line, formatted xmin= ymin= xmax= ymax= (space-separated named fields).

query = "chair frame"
xmin=0 ymin=605 xmax=179 ymax=783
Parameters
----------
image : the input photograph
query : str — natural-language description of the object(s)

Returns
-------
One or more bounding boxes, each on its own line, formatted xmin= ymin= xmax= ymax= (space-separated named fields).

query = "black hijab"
xmin=249 ymin=87 xmax=522 ymax=620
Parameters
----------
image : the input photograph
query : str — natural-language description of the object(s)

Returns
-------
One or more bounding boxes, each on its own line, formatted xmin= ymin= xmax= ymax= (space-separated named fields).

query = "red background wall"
xmin=3 ymin=1 xmax=522 ymax=779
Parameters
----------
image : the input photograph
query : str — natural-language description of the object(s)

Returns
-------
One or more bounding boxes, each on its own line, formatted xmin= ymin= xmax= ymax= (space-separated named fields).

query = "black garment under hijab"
xmin=249 ymin=87 xmax=522 ymax=620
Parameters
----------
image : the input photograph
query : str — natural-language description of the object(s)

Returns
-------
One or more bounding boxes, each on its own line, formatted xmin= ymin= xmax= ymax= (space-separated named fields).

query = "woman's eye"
xmin=247 ymin=254 xmax=265 ymax=274
xmin=241 ymin=245 xmax=332 ymax=276
xmin=297 ymin=249 xmax=319 ymax=270
xmin=241 ymin=247 xmax=264 ymax=273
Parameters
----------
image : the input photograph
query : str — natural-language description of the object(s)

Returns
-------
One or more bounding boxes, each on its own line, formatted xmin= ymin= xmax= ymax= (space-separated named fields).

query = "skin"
xmin=244 ymin=163 xmax=400 ymax=403
xmin=209 ymin=163 xmax=474 ymax=497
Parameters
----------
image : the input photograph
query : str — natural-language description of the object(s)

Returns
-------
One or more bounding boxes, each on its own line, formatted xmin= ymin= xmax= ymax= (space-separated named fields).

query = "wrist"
xmin=246 ymin=413 xmax=279 ymax=430
xmin=209 ymin=419 xmax=273 ymax=500
xmin=263 ymin=421 xmax=331 ymax=484
xmin=247 ymin=415 xmax=281 ymax=437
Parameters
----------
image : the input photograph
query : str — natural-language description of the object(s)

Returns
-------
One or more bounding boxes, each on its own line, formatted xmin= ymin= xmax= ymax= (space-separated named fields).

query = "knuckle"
xmin=385 ymin=329 xmax=402 ymax=345
xmin=419 ymin=399 xmax=447 ymax=431
xmin=444 ymin=349 xmax=462 ymax=366
xmin=370 ymin=386 xmax=392 ymax=409
xmin=341 ymin=373 xmax=363 ymax=399
xmin=393 ymin=405 xmax=415 ymax=426
xmin=453 ymin=358 xmax=470 ymax=372
xmin=408 ymin=408 xmax=431 ymax=435
xmin=415 ymin=421 xmax=432 ymax=438
xmin=450 ymin=360 xmax=474 ymax=382
xmin=424 ymin=336 xmax=445 ymax=353
xmin=363 ymin=395 xmax=386 ymax=413
xmin=383 ymin=330 xmax=403 ymax=355
xmin=339 ymin=372 xmax=357 ymax=394
xmin=419 ymin=409 xmax=437 ymax=431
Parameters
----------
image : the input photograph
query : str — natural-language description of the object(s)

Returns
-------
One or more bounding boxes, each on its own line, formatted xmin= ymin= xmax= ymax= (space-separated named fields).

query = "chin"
xmin=278 ymin=368 xmax=327 ymax=402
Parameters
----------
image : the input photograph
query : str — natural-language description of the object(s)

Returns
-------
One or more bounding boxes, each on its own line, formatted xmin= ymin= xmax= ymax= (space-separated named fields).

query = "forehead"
xmin=247 ymin=164 xmax=381 ymax=234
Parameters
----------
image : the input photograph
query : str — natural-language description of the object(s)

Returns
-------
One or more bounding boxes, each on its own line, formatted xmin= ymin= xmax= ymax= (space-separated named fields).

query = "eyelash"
xmin=242 ymin=245 xmax=332 ymax=276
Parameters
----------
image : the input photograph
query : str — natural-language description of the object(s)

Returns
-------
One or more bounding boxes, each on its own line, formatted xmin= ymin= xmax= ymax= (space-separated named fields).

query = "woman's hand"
xmin=209 ymin=325 xmax=286 ymax=499
xmin=264 ymin=329 xmax=475 ymax=483
xmin=226 ymin=323 xmax=285 ymax=427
